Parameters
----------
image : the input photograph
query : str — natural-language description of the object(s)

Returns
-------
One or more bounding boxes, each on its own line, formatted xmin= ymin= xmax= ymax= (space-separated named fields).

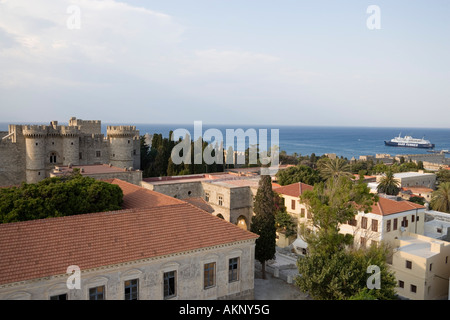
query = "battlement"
xmin=107 ymin=126 xmax=138 ymax=137
xmin=22 ymin=125 xmax=48 ymax=138
xmin=68 ymin=117 xmax=101 ymax=135
xmin=60 ymin=126 xmax=81 ymax=137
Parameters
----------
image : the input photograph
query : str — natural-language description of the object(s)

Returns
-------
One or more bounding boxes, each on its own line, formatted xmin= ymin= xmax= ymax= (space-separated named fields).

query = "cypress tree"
xmin=250 ymin=174 xmax=276 ymax=279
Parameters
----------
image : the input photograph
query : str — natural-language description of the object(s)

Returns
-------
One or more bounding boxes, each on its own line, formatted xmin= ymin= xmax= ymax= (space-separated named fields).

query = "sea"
xmin=2 ymin=122 xmax=449 ymax=160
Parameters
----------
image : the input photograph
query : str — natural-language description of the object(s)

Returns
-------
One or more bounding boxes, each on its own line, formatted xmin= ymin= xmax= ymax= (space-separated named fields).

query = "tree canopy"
xmin=0 ymin=173 xmax=123 ymax=224
xmin=250 ymin=174 xmax=277 ymax=279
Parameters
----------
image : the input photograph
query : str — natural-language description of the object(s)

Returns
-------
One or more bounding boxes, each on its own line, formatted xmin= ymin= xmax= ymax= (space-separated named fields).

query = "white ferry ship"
xmin=384 ymin=134 xmax=435 ymax=149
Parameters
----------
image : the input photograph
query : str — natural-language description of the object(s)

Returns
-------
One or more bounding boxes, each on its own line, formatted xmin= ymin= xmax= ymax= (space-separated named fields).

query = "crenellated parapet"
xmin=107 ymin=126 xmax=138 ymax=138
xmin=22 ymin=126 xmax=48 ymax=138
xmin=60 ymin=126 xmax=81 ymax=137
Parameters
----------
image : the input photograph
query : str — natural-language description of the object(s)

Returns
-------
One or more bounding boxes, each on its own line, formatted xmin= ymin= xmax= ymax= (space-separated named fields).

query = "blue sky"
xmin=0 ymin=0 xmax=449 ymax=127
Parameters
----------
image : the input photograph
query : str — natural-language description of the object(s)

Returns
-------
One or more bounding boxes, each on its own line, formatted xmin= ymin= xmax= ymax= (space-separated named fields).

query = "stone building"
xmin=141 ymin=173 xmax=261 ymax=230
xmin=0 ymin=179 xmax=258 ymax=300
xmin=0 ymin=117 xmax=140 ymax=186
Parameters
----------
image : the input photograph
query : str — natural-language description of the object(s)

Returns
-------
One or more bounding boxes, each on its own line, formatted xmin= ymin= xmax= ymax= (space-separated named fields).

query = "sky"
xmin=0 ymin=0 xmax=449 ymax=127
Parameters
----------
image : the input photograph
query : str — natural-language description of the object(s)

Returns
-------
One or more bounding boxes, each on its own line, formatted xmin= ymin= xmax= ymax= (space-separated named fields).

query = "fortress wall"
xmin=68 ymin=117 xmax=101 ymax=135
xmin=0 ymin=140 xmax=26 ymax=186
xmin=79 ymin=135 xmax=109 ymax=165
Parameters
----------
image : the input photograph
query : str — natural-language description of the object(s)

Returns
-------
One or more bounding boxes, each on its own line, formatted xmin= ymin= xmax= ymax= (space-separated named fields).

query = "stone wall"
xmin=0 ymin=241 xmax=256 ymax=300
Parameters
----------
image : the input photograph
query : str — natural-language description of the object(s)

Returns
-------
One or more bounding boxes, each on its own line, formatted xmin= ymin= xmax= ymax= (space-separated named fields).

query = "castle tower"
xmin=23 ymin=125 xmax=47 ymax=184
xmin=107 ymin=126 xmax=138 ymax=169
xmin=61 ymin=126 xmax=80 ymax=166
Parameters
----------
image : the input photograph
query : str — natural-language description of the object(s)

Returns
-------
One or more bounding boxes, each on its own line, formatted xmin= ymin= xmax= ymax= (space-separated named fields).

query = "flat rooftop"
xmin=397 ymin=235 xmax=447 ymax=259
xmin=50 ymin=164 xmax=136 ymax=176
xmin=394 ymin=172 xmax=435 ymax=178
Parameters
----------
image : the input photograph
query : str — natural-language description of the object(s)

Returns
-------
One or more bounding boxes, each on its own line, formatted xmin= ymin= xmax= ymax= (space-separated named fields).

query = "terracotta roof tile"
xmin=273 ymin=182 xmax=314 ymax=198
xmin=370 ymin=197 xmax=425 ymax=216
xmin=182 ymin=197 xmax=215 ymax=213
xmin=0 ymin=203 xmax=258 ymax=285
xmin=109 ymin=179 xmax=184 ymax=209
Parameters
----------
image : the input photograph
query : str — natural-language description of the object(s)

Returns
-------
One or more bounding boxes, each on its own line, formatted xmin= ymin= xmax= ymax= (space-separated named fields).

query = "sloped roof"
xmin=182 ymin=197 xmax=215 ymax=214
xmin=273 ymin=182 xmax=314 ymax=198
xmin=0 ymin=203 xmax=258 ymax=285
xmin=105 ymin=178 xmax=183 ymax=209
xmin=370 ymin=197 xmax=425 ymax=216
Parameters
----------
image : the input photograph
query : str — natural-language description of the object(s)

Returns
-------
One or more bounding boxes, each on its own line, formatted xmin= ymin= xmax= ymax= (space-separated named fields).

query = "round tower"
xmin=23 ymin=125 xmax=47 ymax=184
xmin=107 ymin=126 xmax=137 ymax=169
xmin=61 ymin=126 xmax=80 ymax=166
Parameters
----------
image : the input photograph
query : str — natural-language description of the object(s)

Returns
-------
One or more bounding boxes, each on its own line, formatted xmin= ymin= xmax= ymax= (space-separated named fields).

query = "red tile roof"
xmin=0 ymin=203 xmax=258 ymax=285
xmin=106 ymin=178 xmax=183 ymax=209
xmin=370 ymin=197 xmax=425 ymax=216
xmin=182 ymin=197 xmax=215 ymax=214
xmin=273 ymin=182 xmax=314 ymax=198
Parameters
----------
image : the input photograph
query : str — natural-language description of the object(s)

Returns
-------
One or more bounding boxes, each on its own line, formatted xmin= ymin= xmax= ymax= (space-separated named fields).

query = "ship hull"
xmin=384 ymin=141 xmax=435 ymax=149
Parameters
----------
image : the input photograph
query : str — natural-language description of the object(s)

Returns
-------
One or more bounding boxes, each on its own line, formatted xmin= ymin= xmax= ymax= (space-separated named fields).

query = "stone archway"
xmin=216 ymin=213 xmax=225 ymax=219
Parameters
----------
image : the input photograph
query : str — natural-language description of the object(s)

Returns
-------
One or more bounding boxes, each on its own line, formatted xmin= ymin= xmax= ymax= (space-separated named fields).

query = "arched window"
xmin=49 ymin=152 xmax=57 ymax=164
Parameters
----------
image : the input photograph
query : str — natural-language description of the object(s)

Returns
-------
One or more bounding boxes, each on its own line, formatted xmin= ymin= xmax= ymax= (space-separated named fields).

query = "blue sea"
xmin=2 ymin=122 xmax=449 ymax=160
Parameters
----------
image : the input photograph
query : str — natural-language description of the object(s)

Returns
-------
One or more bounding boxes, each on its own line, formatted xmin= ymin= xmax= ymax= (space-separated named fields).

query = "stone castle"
xmin=0 ymin=117 xmax=140 ymax=186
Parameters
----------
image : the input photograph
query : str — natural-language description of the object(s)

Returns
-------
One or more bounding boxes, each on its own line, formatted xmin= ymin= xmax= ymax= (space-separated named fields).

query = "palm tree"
xmin=431 ymin=182 xmax=450 ymax=213
xmin=318 ymin=157 xmax=352 ymax=180
xmin=377 ymin=170 xmax=400 ymax=196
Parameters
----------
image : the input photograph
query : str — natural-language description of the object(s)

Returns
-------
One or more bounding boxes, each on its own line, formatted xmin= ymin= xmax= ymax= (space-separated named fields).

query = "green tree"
xmin=430 ymin=182 xmax=450 ymax=213
xmin=299 ymin=176 xmax=376 ymax=256
xmin=250 ymin=174 xmax=277 ymax=279
xmin=377 ymin=170 xmax=401 ymax=196
xmin=0 ymin=174 xmax=123 ymax=224
xmin=275 ymin=164 xmax=322 ymax=186
xmin=436 ymin=169 xmax=450 ymax=184
xmin=318 ymin=158 xmax=353 ymax=181
xmin=295 ymin=176 xmax=396 ymax=300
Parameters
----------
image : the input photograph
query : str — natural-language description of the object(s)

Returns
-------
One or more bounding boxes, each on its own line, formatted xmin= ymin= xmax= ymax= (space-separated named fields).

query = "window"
xmin=371 ymin=219 xmax=378 ymax=232
xmin=410 ymin=284 xmax=417 ymax=293
xmin=361 ymin=217 xmax=368 ymax=229
xmin=300 ymin=208 xmax=305 ymax=218
xmin=229 ymin=258 xmax=239 ymax=283
xmin=360 ymin=237 xmax=366 ymax=248
xmin=429 ymin=263 xmax=433 ymax=272
xmin=411 ymin=215 xmax=415 ymax=223
xmin=96 ymin=151 xmax=101 ymax=158
xmin=79 ymin=152 xmax=83 ymax=160
xmin=291 ymin=199 xmax=296 ymax=210
xmin=89 ymin=286 xmax=105 ymax=300
xmin=398 ymin=280 xmax=404 ymax=288
xmin=446 ymin=256 xmax=448 ymax=264
xmin=393 ymin=218 xmax=398 ymax=230
xmin=164 ymin=271 xmax=176 ymax=299
xmin=218 ymin=195 xmax=223 ymax=206
xmin=406 ymin=260 xmax=412 ymax=269
xmin=50 ymin=153 xmax=57 ymax=164
xmin=204 ymin=262 xmax=216 ymax=289
xmin=386 ymin=220 xmax=391 ymax=232
xmin=133 ymin=149 xmax=137 ymax=156
xmin=50 ymin=293 xmax=67 ymax=300
xmin=401 ymin=217 xmax=408 ymax=228
xmin=124 ymin=279 xmax=139 ymax=300
xmin=205 ymin=192 xmax=210 ymax=202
